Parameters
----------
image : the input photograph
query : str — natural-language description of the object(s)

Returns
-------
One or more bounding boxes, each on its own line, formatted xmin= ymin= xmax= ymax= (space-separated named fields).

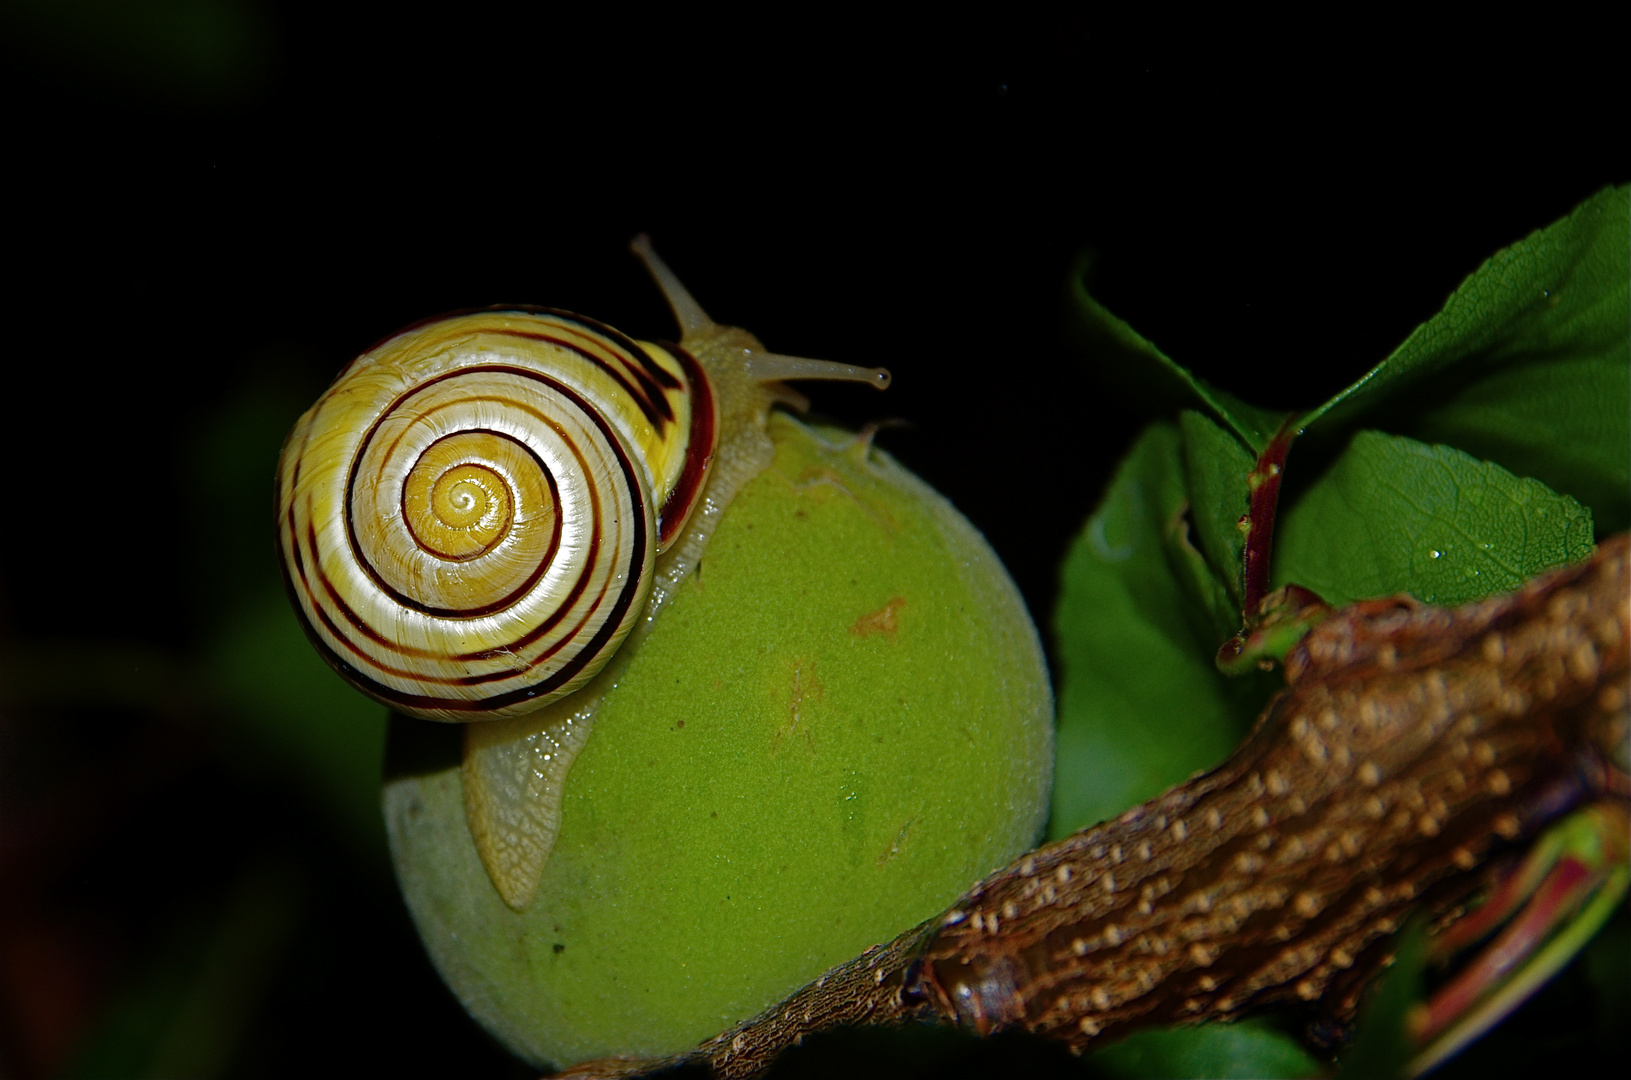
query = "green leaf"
xmin=1274 ymin=431 xmax=1595 ymax=607
xmin=205 ymin=589 xmax=389 ymax=854
xmin=1335 ymin=919 xmax=1429 ymax=1079
xmin=1179 ymin=409 xmax=1256 ymax=604
xmin=1583 ymin=911 xmax=1631 ymax=1056
xmin=1049 ymin=424 xmax=1266 ymax=839
xmin=65 ymin=853 xmax=307 ymax=1079
xmin=186 ymin=370 xmax=389 ymax=856
xmin=1404 ymin=355 xmax=1630 ymax=535
xmin=1165 ymin=494 xmax=1243 ymax=647
xmin=1052 ymin=187 xmax=1624 ymax=1080
xmin=1298 ymin=186 xmax=1630 ymax=533
xmin=1088 ymin=1019 xmax=1322 ymax=1080
xmin=1065 ymin=253 xmax=1288 ymax=453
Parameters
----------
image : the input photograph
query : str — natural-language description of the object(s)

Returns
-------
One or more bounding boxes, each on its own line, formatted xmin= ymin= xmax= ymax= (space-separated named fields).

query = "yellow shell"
xmin=276 ymin=308 xmax=714 ymax=720
xmin=275 ymin=237 xmax=890 ymax=907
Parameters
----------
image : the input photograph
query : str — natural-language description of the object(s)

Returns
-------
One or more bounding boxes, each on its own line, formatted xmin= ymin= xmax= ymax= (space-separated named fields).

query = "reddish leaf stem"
xmin=1239 ymin=414 xmax=1301 ymax=617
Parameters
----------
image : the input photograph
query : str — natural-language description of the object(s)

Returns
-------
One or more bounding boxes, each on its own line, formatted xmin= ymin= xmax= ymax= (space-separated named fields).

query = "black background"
xmin=0 ymin=3 xmax=1624 ymax=1077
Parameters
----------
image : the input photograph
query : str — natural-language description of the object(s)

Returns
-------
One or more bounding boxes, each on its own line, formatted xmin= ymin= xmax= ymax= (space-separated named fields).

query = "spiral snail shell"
xmin=277 ymin=238 xmax=889 ymax=907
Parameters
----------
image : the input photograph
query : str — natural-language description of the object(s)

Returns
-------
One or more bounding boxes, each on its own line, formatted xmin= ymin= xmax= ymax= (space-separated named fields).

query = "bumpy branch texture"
xmin=561 ymin=535 xmax=1630 ymax=1080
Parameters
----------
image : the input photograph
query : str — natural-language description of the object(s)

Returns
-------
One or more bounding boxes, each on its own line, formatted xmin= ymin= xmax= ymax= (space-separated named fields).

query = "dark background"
xmin=0 ymin=2 xmax=1624 ymax=1077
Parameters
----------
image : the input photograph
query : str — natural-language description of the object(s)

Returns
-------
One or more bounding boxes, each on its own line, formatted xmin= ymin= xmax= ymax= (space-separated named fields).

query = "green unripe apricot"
xmin=384 ymin=412 xmax=1053 ymax=1068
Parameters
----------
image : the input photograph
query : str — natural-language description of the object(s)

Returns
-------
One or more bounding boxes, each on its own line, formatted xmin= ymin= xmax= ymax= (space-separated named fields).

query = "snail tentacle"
xmin=630 ymin=233 xmax=716 ymax=337
xmin=744 ymin=351 xmax=891 ymax=390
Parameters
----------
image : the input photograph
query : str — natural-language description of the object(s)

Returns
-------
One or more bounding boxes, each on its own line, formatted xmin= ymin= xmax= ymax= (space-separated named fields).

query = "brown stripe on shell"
xmin=313 ymin=483 xmax=645 ymax=713
xmin=283 ymin=311 xmax=663 ymax=716
xmin=342 ymin=366 xmax=632 ymax=620
xmin=365 ymin=423 xmax=564 ymax=618
xmin=294 ymin=450 xmax=647 ymax=708
xmin=527 ymin=314 xmax=685 ymax=402
xmin=656 ymin=341 xmax=717 ymax=548
xmin=304 ymin=518 xmax=477 ymax=663
xmin=292 ymin=374 xmax=651 ymax=705
xmin=549 ymin=309 xmax=683 ymax=390
xmin=336 ymin=307 xmax=665 ymax=387
xmin=486 ymin=323 xmax=676 ymax=430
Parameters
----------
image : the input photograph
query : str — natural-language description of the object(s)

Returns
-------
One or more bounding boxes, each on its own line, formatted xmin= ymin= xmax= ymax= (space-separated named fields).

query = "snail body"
xmin=277 ymin=239 xmax=889 ymax=906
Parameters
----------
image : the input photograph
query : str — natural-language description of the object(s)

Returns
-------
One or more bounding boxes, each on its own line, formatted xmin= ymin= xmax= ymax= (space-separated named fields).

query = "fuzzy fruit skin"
xmin=383 ymin=413 xmax=1053 ymax=1069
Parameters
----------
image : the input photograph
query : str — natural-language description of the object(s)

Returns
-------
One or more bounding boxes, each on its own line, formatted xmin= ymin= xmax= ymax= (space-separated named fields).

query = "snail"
xmin=277 ymin=238 xmax=890 ymax=908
